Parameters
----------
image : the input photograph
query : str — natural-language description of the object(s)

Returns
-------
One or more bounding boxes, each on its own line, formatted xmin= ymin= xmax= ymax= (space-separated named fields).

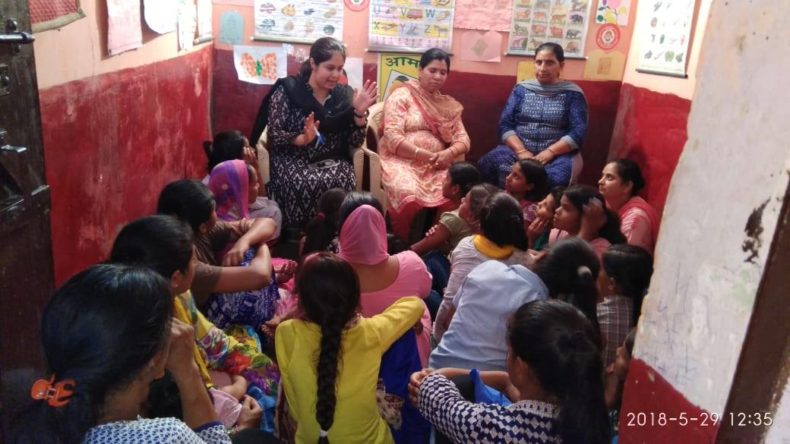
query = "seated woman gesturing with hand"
xmin=250 ymin=37 xmax=377 ymax=230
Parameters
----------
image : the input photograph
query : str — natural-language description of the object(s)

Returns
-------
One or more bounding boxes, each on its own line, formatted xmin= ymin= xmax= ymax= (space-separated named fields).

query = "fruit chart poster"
xmin=254 ymin=0 xmax=344 ymax=44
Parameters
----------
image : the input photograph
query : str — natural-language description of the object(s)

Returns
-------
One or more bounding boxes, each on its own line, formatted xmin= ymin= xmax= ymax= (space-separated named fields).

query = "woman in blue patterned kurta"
xmin=478 ymin=42 xmax=588 ymax=188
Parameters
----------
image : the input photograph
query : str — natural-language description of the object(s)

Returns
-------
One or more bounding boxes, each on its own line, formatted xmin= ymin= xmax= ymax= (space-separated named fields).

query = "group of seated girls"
xmin=13 ymin=39 xmax=662 ymax=444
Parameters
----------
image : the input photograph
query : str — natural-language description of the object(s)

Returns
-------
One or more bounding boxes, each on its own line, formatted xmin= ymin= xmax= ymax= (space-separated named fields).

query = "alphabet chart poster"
xmin=368 ymin=0 xmax=456 ymax=52
xmin=253 ymin=0 xmax=344 ymax=44
xmin=507 ymin=0 xmax=592 ymax=58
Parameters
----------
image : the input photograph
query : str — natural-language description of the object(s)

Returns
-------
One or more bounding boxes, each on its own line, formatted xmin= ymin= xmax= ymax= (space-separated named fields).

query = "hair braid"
xmin=315 ymin=318 xmax=344 ymax=443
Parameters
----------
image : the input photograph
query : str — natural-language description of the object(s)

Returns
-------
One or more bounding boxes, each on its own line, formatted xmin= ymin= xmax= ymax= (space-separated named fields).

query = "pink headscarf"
xmin=338 ymin=204 xmax=389 ymax=265
xmin=208 ymin=159 xmax=249 ymax=221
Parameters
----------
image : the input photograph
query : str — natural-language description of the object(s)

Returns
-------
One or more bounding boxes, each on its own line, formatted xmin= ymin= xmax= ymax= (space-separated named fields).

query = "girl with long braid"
xmin=275 ymin=253 xmax=424 ymax=443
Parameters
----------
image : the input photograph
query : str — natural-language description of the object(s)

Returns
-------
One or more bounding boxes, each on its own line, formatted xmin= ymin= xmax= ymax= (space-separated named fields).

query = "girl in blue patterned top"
xmin=11 ymin=264 xmax=230 ymax=444
xmin=410 ymin=299 xmax=609 ymax=444
xmin=479 ymin=42 xmax=588 ymax=189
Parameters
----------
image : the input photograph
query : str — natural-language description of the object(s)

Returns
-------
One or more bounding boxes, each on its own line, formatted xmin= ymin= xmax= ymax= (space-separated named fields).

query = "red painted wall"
xmin=41 ymin=47 xmax=213 ymax=284
xmin=620 ymin=359 xmax=719 ymax=443
xmin=607 ymin=83 xmax=692 ymax=216
xmin=211 ymin=49 xmax=620 ymax=187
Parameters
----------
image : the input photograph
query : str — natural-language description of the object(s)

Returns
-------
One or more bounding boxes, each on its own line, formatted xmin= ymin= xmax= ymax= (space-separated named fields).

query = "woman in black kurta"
xmin=251 ymin=38 xmax=377 ymax=229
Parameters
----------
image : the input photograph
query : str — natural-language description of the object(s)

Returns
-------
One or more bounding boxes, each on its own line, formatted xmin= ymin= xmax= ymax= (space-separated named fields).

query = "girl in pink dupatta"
xmin=598 ymin=160 xmax=660 ymax=254
xmin=337 ymin=193 xmax=433 ymax=365
xmin=208 ymin=159 xmax=253 ymax=221
xmin=380 ymin=49 xmax=471 ymax=241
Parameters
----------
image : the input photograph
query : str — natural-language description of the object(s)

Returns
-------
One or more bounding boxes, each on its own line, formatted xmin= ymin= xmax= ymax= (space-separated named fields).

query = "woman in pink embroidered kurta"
xmin=380 ymin=49 xmax=471 ymax=241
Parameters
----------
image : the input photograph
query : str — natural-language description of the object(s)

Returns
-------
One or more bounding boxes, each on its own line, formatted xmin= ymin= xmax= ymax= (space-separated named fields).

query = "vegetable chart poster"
xmin=507 ymin=0 xmax=592 ymax=58
xmin=635 ymin=0 xmax=695 ymax=77
xmin=254 ymin=0 xmax=344 ymax=44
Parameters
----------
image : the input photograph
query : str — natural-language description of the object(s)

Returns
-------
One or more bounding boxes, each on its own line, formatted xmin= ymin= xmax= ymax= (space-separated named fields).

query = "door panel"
xmin=0 ymin=0 xmax=54 ymax=438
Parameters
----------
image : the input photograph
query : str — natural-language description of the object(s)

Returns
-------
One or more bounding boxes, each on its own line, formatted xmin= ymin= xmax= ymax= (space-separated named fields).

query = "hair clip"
xmin=31 ymin=375 xmax=76 ymax=407
xmin=577 ymin=265 xmax=592 ymax=277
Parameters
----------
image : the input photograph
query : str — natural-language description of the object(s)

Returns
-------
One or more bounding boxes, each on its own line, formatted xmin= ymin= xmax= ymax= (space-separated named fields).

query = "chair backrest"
xmin=255 ymin=128 xmax=270 ymax=185
xmin=366 ymin=102 xmax=385 ymax=153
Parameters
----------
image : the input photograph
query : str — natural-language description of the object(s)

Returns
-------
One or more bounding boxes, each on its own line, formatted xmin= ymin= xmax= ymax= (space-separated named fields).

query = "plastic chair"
xmin=359 ymin=101 xmax=466 ymax=214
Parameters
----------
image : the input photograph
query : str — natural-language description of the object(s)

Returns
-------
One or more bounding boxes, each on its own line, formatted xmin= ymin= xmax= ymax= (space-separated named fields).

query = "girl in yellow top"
xmin=275 ymin=253 xmax=424 ymax=443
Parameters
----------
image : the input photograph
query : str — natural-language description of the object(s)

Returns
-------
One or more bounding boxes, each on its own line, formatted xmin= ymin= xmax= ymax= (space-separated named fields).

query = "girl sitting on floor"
xmin=275 ymin=253 xmax=424 ymax=443
xmin=12 ymin=264 xmax=231 ymax=443
xmin=549 ymin=184 xmax=626 ymax=258
xmin=527 ymin=186 xmax=565 ymax=251
xmin=504 ymin=158 xmax=549 ymax=227
xmin=300 ymin=187 xmax=348 ymax=256
xmin=430 ymin=237 xmax=601 ymax=371
xmin=597 ymin=244 xmax=653 ymax=366
xmin=411 ymin=299 xmax=609 ymax=444
xmin=203 ymin=130 xmax=282 ymax=239
xmin=433 ymin=191 xmax=528 ymax=341
xmin=110 ymin=216 xmax=280 ymax=432
xmin=157 ymin=180 xmax=276 ymax=321
xmin=206 ymin=161 xmax=296 ymax=330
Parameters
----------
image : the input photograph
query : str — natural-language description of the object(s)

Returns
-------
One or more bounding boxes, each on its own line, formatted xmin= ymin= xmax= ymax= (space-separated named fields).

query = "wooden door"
xmin=0 ymin=1 xmax=54 ymax=438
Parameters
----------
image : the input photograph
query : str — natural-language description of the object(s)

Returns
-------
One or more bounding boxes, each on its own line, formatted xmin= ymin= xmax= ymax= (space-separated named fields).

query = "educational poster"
xmin=234 ymin=45 xmax=287 ymax=84
xmin=595 ymin=0 xmax=630 ymax=26
xmin=507 ymin=0 xmax=592 ymax=58
xmin=253 ymin=0 xmax=344 ymax=44
xmin=369 ymin=0 xmax=456 ymax=52
xmin=377 ymin=53 xmax=420 ymax=101
xmin=453 ymin=0 xmax=512 ymax=32
xmin=196 ymin=0 xmax=213 ymax=41
xmin=635 ymin=0 xmax=695 ymax=77
xmin=144 ymin=0 xmax=178 ymax=34
xmin=107 ymin=0 xmax=142 ymax=56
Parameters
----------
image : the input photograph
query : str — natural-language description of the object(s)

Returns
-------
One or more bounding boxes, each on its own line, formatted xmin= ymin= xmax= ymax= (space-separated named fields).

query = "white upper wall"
xmin=634 ymin=0 xmax=790 ymax=414
xmin=32 ymin=0 xmax=208 ymax=90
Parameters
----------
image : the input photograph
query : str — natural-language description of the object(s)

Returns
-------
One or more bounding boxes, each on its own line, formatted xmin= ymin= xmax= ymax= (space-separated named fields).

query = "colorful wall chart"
xmin=635 ymin=0 xmax=695 ymax=77
xmin=234 ymin=45 xmax=287 ymax=84
xmin=507 ymin=0 xmax=593 ymax=58
xmin=377 ymin=53 xmax=421 ymax=101
xmin=253 ymin=0 xmax=344 ymax=44
xmin=369 ymin=0 xmax=456 ymax=52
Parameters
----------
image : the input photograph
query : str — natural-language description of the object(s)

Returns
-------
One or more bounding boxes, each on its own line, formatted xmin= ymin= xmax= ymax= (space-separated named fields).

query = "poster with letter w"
xmin=369 ymin=0 xmax=455 ymax=53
